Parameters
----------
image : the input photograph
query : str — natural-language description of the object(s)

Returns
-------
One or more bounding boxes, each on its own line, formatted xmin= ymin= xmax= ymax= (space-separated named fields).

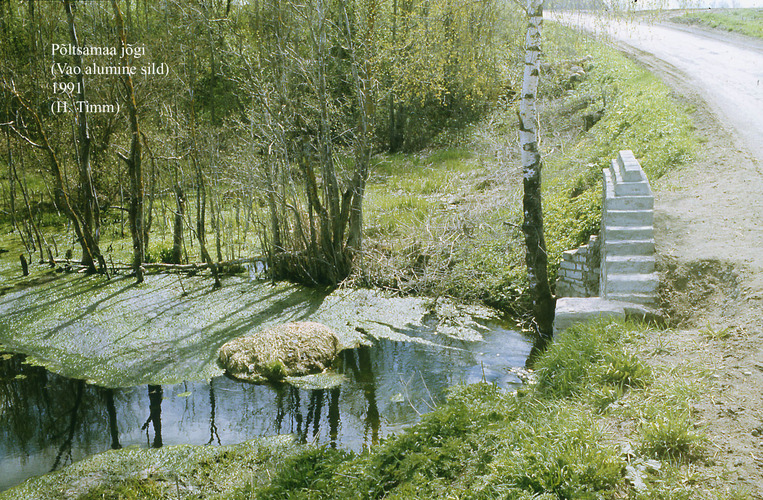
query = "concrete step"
xmin=612 ymin=178 xmax=652 ymax=197
xmin=554 ymin=297 xmax=628 ymax=334
xmin=604 ymin=209 xmax=654 ymax=227
xmin=616 ymin=150 xmax=648 ymax=183
xmin=605 ymin=225 xmax=654 ymax=240
xmin=605 ymin=273 xmax=659 ymax=294
xmin=611 ymin=159 xmax=652 ymax=196
xmin=605 ymin=292 xmax=659 ymax=306
xmin=554 ymin=296 xmax=663 ymax=334
xmin=604 ymin=239 xmax=655 ymax=256
xmin=605 ymin=195 xmax=654 ymax=211
xmin=605 ymin=255 xmax=656 ymax=274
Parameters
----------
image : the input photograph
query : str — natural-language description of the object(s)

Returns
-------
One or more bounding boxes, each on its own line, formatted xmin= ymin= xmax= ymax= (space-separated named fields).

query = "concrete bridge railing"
xmin=553 ymin=150 xmax=659 ymax=334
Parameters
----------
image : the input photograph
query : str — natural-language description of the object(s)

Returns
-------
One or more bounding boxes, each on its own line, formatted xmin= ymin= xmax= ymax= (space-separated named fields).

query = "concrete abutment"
xmin=554 ymin=150 xmax=659 ymax=334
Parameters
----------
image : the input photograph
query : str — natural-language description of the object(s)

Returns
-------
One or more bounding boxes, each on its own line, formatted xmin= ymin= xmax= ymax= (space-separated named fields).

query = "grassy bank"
xmin=359 ymin=24 xmax=697 ymax=318
xmin=671 ymin=9 xmax=763 ymax=39
xmin=2 ymin=436 xmax=299 ymax=500
xmin=238 ymin=319 xmax=746 ymax=499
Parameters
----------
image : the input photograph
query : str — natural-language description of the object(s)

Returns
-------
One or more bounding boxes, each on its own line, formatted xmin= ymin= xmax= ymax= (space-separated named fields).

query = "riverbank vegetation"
xmin=1 ymin=0 xmax=512 ymax=287
xmin=671 ymin=8 xmax=763 ymax=39
xmin=1 ymin=1 xmax=696 ymax=320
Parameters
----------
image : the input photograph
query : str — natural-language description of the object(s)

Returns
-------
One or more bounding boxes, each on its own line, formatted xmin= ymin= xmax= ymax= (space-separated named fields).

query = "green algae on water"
xmin=0 ymin=273 xmax=503 ymax=388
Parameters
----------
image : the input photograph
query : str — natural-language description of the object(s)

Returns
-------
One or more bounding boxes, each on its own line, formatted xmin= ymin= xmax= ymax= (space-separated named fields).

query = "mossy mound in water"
xmin=218 ymin=321 xmax=340 ymax=383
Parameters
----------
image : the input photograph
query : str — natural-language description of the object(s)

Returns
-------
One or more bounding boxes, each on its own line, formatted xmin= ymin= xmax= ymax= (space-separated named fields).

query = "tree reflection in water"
xmin=208 ymin=379 xmax=220 ymax=445
xmin=341 ymin=346 xmax=380 ymax=446
xmin=103 ymin=388 xmax=121 ymax=450
xmin=142 ymin=385 xmax=163 ymax=448
xmin=51 ymin=380 xmax=84 ymax=472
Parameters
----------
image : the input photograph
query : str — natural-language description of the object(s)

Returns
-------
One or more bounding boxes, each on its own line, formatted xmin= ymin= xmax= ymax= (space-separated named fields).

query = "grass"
xmin=672 ymin=9 xmax=763 ymax=39
xmin=1 ymin=436 xmax=297 ymax=500
xmin=639 ymin=409 xmax=708 ymax=463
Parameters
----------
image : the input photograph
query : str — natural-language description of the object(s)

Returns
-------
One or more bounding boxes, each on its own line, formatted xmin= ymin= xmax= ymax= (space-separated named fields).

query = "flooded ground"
xmin=0 ymin=268 xmax=531 ymax=491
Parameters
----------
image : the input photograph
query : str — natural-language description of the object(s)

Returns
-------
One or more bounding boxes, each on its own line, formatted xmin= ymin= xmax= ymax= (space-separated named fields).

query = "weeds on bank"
xmin=77 ymin=478 xmax=165 ymax=500
xmin=639 ymin=409 xmax=708 ymax=463
xmin=234 ymin=319 xmax=717 ymax=499
xmin=671 ymin=9 xmax=763 ymax=39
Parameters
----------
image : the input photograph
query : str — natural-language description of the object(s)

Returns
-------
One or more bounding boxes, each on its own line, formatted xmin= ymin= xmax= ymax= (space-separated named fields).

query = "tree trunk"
xmin=342 ymin=0 xmax=370 ymax=255
xmin=5 ymin=125 xmax=17 ymax=233
xmin=64 ymin=0 xmax=101 ymax=268
xmin=518 ymin=0 xmax=555 ymax=339
xmin=142 ymin=143 xmax=157 ymax=259
xmin=171 ymin=183 xmax=185 ymax=264
xmin=15 ymin=162 xmax=47 ymax=262
xmin=112 ymin=0 xmax=145 ymax=283
xmin=194 ymin=156 xmax=221 ymax=289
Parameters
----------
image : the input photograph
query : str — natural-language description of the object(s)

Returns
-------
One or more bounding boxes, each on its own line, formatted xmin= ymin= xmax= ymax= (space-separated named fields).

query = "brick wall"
xmin=556 ymin=235 xmax=600 ymax=298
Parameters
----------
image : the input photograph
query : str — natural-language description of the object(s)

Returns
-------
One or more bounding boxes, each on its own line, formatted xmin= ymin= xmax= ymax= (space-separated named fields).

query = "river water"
xmin=0 ymin=300 xmax=531 ymax=491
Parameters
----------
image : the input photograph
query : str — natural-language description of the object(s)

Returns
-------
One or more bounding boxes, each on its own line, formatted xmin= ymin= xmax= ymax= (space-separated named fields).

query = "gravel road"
xmin=553 ymin=12 xmax=763 ymax=163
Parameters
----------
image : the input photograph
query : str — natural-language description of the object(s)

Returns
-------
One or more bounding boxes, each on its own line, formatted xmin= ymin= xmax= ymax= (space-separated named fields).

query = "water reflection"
xmin=0 ymin=325 xmax=531 ymax=491
xmin=104 ymin=389 xmax=121 ymax=450
xmin=143 ymin=385 xmax=163 ymax=448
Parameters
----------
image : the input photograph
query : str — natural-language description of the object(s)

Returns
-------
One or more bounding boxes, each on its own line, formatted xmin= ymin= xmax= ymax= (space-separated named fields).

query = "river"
xmin=0 ymin=272 xmax=532 ymax=491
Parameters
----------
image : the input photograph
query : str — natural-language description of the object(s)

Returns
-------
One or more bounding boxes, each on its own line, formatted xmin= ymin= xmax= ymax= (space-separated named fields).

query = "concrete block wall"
xmin=599 ymin=151 xmax=658 ymax=306
xmin=556 ymin=235 xmax=600 ymax=298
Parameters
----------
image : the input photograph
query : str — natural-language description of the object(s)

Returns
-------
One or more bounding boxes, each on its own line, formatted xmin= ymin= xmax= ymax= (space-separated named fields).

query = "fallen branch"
xmin=51 ymin=256 xmax=268 ymax=274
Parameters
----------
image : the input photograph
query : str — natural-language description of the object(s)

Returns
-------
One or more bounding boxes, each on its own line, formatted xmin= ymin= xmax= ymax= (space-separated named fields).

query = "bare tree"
xmin=64 ymin=0 xmax=103 ymax=271
xmin=244 ymin=0 xmax=371 ymax=286
xmin=112 ymin=0 xmax=145 ymax=283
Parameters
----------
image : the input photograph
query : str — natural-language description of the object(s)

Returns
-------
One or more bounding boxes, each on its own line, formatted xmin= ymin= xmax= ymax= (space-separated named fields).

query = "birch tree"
xmin=518 ymin=0 xmax=555 ymax=338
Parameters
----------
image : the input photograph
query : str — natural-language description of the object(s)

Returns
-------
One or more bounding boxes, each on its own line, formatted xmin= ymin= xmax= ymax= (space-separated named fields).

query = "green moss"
xmin=263 ymin=359 xmax=287 ymax=381
xmin=77 ymin=478 xmax=165 ymax=500
xmin=0 ymin=274 xmax=338 ymax=387
xmin=2 ymin=436 xmax=296 ymax=500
